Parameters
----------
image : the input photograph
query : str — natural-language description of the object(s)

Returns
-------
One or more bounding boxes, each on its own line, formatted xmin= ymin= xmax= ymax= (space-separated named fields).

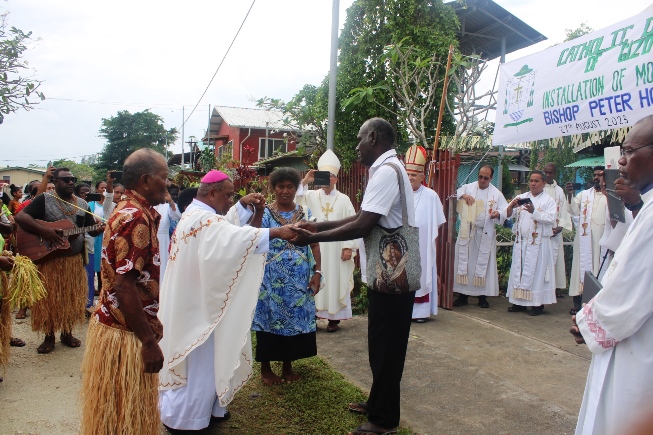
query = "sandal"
xmin=15 ymin=310 xmax=26 ymax=320
xmin=37 ymin=340 xmax=55 ymax=354
xmin=10 ymin=337 xmax=26 ymax=347
xmin=348 ymin=423 xmax=398 ymax=435
xmin=348 ymin=402 xmax=370 ymax=414
xmin=570 ymin=308 xmax=578 ymax=315
xmin=60 ymin=333 xmax=81 ymax=348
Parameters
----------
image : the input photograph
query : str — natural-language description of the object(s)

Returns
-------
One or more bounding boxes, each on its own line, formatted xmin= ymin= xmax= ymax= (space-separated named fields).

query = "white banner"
xmin=494 ymin=5 xmax=653 ymax=146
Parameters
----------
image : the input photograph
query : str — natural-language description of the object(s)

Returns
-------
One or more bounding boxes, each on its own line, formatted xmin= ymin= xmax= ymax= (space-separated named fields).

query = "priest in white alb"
xmin=506 ymin=170 xmax=557 ymax=316
xmin=566 ymin=167 xmax=606 ymax=314
xmin=571 ymin=115 xmax=653 ymax=435
xmin=403 ymin=145 xmax=446 ymax=321
xmin=542 ymin=163 xmax=573 ymax=296
xmin=453 ymin=165 xmax=508 ymax=308
xmin=296 ymin=150 xmax=357 ymax=333
xmin=157 ymin=170 xmax=296 ymax=432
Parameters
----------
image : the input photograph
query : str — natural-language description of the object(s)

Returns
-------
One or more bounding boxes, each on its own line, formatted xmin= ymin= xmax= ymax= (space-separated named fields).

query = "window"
xmin=218 ymin=141 xmax=233 ymax=159
xmin=259 ymin=138 xmax=286 ymax=159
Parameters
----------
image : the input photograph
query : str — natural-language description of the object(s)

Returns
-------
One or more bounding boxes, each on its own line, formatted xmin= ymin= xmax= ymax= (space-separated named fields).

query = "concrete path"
xmin=317 ymin=295 xmax=591 ymax=435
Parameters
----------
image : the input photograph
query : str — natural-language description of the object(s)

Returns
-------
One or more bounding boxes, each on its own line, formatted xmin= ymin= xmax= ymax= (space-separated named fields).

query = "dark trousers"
xmin=366 ymin=290 xmax=416 ymax=429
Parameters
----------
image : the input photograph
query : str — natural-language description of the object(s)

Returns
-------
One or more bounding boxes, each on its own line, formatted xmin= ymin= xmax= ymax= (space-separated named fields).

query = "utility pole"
xmin=181 ymin=106 xmax=185 ymax=167
xmin=326 ymin=0 xmax=339 ymax=152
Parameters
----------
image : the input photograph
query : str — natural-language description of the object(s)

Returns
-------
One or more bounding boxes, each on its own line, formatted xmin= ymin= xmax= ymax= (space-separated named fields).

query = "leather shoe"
xmin=477 ymin=297 xmax=489 ymax=308
xmin=453 ymin=295 xmax=468 ymax=307
xmin=413 ymin=318 xmax=427 ymax=323
xmin=508 ymin=304 xmax=527 ymax=312
xmin=211 ymin=411 xmax=231 ymax=424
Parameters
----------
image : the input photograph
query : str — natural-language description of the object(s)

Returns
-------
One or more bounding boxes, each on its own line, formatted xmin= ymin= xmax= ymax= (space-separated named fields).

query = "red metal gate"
xmin=428 ymin=150 xmax=461 ymax=310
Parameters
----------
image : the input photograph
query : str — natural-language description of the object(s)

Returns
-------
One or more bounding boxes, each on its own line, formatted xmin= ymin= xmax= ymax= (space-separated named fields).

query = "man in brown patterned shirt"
xmin=80 ymin=148 xmax=168 ymax=435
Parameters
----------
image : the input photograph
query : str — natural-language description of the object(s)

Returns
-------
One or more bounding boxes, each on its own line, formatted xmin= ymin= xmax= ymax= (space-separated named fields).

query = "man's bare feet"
xmin=260 ymin=362 xmax=284 ymax=386
xmin=37 ymin=333 xmax=55 ymax=354
xmin=15 ymin=307 xmax=27 ymax=319
xmin=60 ymin=332 xmax=81 ymax=348
xmin=282 ymin=361 xmax=301 ymax=383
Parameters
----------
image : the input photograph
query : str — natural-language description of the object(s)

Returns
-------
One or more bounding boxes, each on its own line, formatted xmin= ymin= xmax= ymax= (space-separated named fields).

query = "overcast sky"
xmin=1 ymin=0 xmax=651 ymax=167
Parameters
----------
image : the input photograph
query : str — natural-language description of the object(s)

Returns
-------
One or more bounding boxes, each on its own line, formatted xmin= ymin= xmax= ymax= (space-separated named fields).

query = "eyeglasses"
xmin=621 ymin=143 xmax=653 ymax=157
xmin=478 ymin=175 xmax=491 ymax=181
xmin=53 ymin=176 xmax=77 ymax=184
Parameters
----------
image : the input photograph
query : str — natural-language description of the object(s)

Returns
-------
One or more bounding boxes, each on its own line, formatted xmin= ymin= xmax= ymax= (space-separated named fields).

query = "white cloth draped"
xmin=453 ymin=182 xmax=508 ymax=297
xmin=544 ymin=181 xmax=573 ymax=289
xmin=296 ymin=186 xmax=357 ymax=320
xmin=575 ymin=192 xmax=653 ymax=435
xmin=158 ymin=200 xmax=269 ymax=430
xmin=569 ymin=189 xmax=606 ymax=296
xmin=411 ymin=185 xmax=446 ymax=319
xmin=153 ymin=203 xmax=182 ymax=280
xmin=507 ymin=191 xmax=557 ymax=306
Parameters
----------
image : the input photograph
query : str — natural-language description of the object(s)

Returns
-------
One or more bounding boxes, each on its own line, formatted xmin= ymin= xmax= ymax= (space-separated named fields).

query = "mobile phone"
xmin=313 ymin=171 xmax=331 ymax=187
xmin=572 ymin=183 xmax=582 ymax=190
xmin=86 ymin=193 xmax=102 ymax=202
xmin=111 ymin=171 xmax=123 ymax=183
xmin=517 ymin=197 xmax=532 ymax=206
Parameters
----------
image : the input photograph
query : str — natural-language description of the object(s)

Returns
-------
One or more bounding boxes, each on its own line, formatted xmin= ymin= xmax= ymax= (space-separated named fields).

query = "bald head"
xmin=357 ymin=117 xmax=396 ymax=167
xmin=543 ymin=162 xmax=557 ymax=184
xmin=123 ymin=148 xmax=167 ymax=190
xmin=618 ymin=115 xmax=653 ymax=191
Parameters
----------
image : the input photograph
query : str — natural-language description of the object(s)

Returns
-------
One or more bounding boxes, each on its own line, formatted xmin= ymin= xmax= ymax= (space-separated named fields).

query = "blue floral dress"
xmin=252 ymin=205 xmax=316 ymax=337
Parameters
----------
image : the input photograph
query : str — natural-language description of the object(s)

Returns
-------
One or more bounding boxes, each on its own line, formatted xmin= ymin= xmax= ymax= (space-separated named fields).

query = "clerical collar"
xmin=641 ymin=183 xmax=653 ymax=195
xmin=187 ymin=198 xmax=216 ymax=214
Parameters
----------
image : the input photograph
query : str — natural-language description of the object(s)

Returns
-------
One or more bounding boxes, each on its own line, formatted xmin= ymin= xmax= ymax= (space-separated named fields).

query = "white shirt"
xmin=361 ymin=149 xmax=415 ymax=228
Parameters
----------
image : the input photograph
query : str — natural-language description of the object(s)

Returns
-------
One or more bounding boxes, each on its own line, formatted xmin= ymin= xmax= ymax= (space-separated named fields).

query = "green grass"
xmin=211 ymin=334 xmax=415 ymax=435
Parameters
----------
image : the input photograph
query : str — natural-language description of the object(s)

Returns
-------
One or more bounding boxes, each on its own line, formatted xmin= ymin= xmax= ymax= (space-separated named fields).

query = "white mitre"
xmin=318 ymin=149 xmax=341 ymax=176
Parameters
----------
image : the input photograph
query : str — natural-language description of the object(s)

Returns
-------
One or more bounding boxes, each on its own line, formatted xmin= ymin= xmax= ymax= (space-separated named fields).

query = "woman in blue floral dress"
xmin=252 ymin=168 xmax=322 ymax=385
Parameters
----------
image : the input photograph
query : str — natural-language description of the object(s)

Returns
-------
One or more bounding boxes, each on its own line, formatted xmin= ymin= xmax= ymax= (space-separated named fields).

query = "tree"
xmin=0 ymin=9 xmax=45 ymax=124
xmin=49 ymin=159 xmax=99 ymax=184
xmin=334 ymin=0 xmax=459 ymax=166
xmin=97 ymin=110 xmax=178 ymax=171
xmin=564 ymin=23 xmax=594 ymax=42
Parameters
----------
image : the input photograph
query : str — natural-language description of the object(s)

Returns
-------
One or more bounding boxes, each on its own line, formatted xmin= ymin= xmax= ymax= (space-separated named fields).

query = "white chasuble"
xmin=544 ymin=181 xmax=573 ymax=289
xmin=412 ymin=185 xmax=446 ymax=318
xmin=296 ymin=186 xmax=357 ymax=319
xmin=507 ymin=191 xmax=557 ymax=306
xmin=575 ymin=193 xmax=653 ymax=435
xmin=158 ymin=204 xmax=266 ymax=408
xmin=569 ymin=188 xmax=606 ymax=296
xmin=453 ymin=181 xmax=508 ymax=297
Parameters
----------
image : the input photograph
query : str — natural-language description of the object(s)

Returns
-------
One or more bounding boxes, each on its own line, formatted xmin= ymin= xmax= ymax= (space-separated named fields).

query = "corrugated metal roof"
xmin=214 ymin=106 xmax=290 ymax=130
xmin=566 ymin=156 xmax=605 ymax=168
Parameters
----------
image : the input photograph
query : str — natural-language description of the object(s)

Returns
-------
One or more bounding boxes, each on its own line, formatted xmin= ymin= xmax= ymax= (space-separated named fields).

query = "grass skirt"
xmin=31 ymin=254 xmax=87 ymax=334
xmin=80 ymin=318 xmax=160 ymax=435
xmin=0 ymin=273 xmax=11 ymax=368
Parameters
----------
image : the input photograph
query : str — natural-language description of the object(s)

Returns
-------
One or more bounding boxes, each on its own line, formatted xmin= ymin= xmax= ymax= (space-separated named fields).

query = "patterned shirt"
xmin=96 ymin=189 xmax=163 ymax=340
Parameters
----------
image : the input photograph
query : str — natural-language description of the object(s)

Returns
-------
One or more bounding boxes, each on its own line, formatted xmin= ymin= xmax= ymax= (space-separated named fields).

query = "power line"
xmin=178 ymin=0 xmax=256 ymax=132
xmin=46 ymin=97 xmax=210 ymax=111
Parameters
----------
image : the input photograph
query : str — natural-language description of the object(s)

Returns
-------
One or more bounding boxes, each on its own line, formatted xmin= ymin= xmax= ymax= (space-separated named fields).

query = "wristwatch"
xmin=624 ymin=199 xmax=644 ymax=211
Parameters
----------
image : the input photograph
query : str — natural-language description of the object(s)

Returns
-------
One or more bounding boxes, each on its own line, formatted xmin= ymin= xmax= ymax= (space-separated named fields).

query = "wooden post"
xmin=431 ymin=44 xmax=455 ymax=159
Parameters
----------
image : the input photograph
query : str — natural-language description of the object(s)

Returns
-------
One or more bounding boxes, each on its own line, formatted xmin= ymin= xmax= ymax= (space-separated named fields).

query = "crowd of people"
xmin=0 ymin=115 xmax=651 ymax=434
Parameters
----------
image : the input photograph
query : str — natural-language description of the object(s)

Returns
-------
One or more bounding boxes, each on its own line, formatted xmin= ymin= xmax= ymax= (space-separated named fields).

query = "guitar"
xmin=16 ymin=219 xmax=104 ymax=263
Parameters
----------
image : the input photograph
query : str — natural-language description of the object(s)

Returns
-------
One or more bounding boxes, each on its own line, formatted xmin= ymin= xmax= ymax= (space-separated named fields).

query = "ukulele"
xmin=16 ymin=219 xmax=104 ymax=263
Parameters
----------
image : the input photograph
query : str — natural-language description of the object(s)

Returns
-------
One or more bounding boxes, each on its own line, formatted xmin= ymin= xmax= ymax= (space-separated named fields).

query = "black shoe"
xmin=508 ymin=304 xmax=527 ymax=312
xmin=528 ymin=307 xmax=544 ymax=316
xmin=211 ymin=411 xmax=231 ymax=424
xmin=477 ymin=297 xmax=489 ymax=308
xmin=413 ymin=318 xmax=427 ymax=323
xmin=453 ymin=295 xmax=469 ymax=307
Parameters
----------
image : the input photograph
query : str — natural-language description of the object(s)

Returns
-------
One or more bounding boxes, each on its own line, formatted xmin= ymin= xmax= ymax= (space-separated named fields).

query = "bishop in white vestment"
xmin=453 ymin=165 xmax=507 ymax=308
xmin=404 ymin=145 xmax=446 ymax=320
xmin=296 ymin=150 xmax=357 ymax=332
xmin=543 ymin=163 xmax=573 ymax=291
xmin=158 ymin=171 xmax=295 ymax=431
xmin=506 ymin=171 xmax=557 ymax=315
xmin=573 ymin=116 xmax=653 ymax=435
xmin=567 ymin=168 xmax=607 ymax=313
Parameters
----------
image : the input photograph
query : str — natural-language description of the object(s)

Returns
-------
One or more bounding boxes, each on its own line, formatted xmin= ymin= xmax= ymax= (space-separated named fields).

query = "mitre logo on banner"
xmin=503 ymin=64 xmax=536 ymax=129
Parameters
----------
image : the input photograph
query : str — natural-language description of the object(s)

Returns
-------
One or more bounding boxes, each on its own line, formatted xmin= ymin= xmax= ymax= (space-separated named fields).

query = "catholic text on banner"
xmin=494 ymin=5 xmax=653 ymax=146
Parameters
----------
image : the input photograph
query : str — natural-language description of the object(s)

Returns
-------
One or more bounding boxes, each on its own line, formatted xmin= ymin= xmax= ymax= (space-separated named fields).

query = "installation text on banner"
xmin=494 ymin=5 xmax=653 ymax=146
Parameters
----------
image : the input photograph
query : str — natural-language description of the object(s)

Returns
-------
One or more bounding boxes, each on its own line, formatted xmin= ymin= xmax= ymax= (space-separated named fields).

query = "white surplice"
xmin=453 ymin=182 xmax=508 ymax=297
xmin=575 ymin=191 xmax=653 ymax=435
xmin=544 ymin=181 xmax=573 ymax=289
xmin=411 ymin=185 xmax=446 ymax=318
xmin=296 ymin=185 xmax=357 ymax=320
xmin=153 ymin=202 xmax=181 ymax=280
xmin=507 ymin=191 xmax=557 ymax=306
xmin=158 ymin=200 xmax=269 ymax=430
xmin=569 ymin=188 xmax=607 ymax=296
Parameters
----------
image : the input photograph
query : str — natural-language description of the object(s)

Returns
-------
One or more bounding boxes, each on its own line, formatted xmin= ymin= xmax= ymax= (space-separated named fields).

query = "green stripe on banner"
xmin=504 ymin=118 xmax=533 ymax=128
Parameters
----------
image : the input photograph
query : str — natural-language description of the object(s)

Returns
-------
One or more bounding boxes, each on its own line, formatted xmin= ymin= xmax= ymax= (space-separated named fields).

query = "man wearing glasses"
xmin=566 ymin=166 xmax=606 ymax=315
xmin=570 ymin=115 xmax=653 ymax=435
xmin=453 ymin=165 xmax=508 ymax=308
xmin=15 ymin=168 xmax=104 ymax=354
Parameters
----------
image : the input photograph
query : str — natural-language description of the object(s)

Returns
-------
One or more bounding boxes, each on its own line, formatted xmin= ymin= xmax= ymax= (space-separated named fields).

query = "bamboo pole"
xmin=432 ymin=44 xmax=455 ymax=159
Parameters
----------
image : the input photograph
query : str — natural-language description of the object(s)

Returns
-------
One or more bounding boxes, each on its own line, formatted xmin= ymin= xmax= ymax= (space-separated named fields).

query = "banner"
xmin=494 ymin=5 xmax=653 ymax=146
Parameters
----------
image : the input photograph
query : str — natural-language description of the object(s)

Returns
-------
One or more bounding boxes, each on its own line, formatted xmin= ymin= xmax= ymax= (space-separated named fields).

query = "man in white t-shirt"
xmin=292 ymin=117 xmax=415 ymax=435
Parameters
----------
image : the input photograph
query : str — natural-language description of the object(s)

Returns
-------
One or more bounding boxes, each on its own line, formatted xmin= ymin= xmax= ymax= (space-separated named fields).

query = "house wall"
xmin=214 ymin=124 xmax=297 ymax=166
xmin=0 ymin=169 xmax=45 ymax=189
